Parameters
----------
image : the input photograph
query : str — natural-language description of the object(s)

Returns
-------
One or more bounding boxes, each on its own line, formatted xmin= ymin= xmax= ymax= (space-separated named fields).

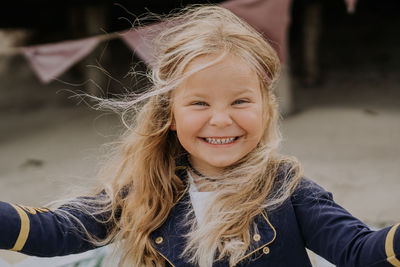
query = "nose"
xmin=209 ymin=109 xmax=233 ymax=127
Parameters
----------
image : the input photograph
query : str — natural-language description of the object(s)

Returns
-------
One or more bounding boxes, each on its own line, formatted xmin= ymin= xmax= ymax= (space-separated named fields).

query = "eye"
xmin=191 ymin=101 xmax=209 ymax=106
xmin=232 ymin=99 xmax=249 ymax=105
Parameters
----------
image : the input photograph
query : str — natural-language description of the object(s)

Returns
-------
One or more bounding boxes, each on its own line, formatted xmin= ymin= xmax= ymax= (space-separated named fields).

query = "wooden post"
xmin=67 ymin=4 xmax=109 ymax=97
xmin=82 ymin=4 xmax=109 ymax=97
xmin=302 ymin=0 xmax=322 ymax=87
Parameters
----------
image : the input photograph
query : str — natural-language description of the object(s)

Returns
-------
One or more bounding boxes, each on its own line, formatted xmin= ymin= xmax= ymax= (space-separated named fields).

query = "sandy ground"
xmin=0 ymin=46 xmax=399 ymax=266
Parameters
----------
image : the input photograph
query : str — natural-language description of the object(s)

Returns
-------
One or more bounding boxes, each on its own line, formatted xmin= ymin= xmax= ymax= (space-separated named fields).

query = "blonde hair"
xmin=66 ymin=5 xmax=302 ymax=266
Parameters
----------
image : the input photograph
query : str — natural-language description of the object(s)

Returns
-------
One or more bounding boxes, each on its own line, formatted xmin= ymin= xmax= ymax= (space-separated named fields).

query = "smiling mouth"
xmin=201 ymin=136 xmax=240 ymax=145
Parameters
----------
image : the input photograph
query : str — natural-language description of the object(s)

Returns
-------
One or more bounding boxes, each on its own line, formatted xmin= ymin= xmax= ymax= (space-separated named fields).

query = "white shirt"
xmin=188 ymin=171 xmax=212 ymax=226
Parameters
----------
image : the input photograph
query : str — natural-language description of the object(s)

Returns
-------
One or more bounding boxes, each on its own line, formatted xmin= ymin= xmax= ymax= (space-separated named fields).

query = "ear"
xmin=170 ymin=119 xmax=176 ymax=131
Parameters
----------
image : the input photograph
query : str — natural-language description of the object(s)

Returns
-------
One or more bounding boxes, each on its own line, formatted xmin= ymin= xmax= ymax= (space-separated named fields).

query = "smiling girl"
xmin=1 ymin=5 xmax=400 ymax=267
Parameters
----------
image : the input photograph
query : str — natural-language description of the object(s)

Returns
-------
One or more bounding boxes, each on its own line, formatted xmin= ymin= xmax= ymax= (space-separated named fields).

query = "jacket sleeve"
xmin=0 ymin=200 xmax=110 ymax=257
xmin=292 ymin=178 xmax=400 ymax=267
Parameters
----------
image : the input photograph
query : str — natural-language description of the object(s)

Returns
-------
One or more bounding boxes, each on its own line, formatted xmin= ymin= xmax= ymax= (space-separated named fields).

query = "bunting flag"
xmin=21 ymin=37 xmax=100 ymax=83
xmin=119 ymin=21 xmax=171 ymax=68
xmin=344 ymin=0 xmax=358 ymax=13
xmin=222 ymin=0 xmax=291 ymax=62
xmin=120 ymin=29 xmax=154 ymax=67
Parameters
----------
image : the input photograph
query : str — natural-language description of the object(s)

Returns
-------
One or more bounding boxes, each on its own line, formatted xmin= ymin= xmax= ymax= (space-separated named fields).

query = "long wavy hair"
xmin=62 ymin=5 xmax=303 ymax=267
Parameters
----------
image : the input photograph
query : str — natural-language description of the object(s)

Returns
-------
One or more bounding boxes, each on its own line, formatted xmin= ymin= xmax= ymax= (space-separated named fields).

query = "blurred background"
xmin=0 ymin=0 xmax=399 ymax=266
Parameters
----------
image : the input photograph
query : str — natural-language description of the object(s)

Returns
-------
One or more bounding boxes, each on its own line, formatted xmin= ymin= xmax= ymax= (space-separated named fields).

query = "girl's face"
xmin=171 ymin=53 xmax=265 ymax=176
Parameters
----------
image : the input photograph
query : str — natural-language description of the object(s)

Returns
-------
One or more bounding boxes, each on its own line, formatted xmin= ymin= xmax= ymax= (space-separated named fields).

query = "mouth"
xmin=200 ymin=136 xmax=241 ymax=145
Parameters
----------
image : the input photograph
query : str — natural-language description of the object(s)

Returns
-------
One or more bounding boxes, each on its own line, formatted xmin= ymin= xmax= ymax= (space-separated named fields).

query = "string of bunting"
xmin=0 ymin=0 xmax=357 ymax=84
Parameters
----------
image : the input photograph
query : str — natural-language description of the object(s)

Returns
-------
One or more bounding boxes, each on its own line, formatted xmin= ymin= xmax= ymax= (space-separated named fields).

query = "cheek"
xmin=234 ymin=108 xmax=264 ymax=137
xmin=173 ymin=109 xmax=208 ymax=136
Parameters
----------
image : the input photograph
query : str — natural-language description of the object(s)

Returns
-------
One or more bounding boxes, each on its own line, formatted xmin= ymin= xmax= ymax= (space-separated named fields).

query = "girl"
xmin=0 ymin=5 xmax=399 ymax=267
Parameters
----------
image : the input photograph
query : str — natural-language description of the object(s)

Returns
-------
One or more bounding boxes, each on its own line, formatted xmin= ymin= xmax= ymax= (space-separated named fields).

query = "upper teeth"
xmin=205 ymin=137 xmax=236 ymax=144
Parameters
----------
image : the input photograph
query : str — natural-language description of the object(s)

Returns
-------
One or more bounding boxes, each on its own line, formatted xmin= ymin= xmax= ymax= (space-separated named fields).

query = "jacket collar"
xmin=150 ymin=156 xmax=277 ymax=266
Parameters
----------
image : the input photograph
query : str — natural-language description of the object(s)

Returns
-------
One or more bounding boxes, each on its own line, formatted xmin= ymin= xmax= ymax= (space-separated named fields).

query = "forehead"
xmin=184 ymin=53 xmax=258 ymax=78
xmin=176 ymin=53 xmax=261 ymax=96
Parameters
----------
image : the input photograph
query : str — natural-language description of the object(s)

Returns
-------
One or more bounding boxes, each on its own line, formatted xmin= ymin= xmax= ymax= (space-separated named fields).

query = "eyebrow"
xmin=233 ymin=88 xmax=258 ymax=95
xmin=187 ymin=87 xmax=257 ymax=97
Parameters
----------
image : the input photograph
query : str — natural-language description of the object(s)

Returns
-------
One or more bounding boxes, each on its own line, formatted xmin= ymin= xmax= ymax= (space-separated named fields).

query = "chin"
xmin=210 ymin=159 xmax=238 ymax=168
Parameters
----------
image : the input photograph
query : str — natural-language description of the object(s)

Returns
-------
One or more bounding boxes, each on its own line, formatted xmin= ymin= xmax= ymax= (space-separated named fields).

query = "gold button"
xmin=155 ymin=236 xmax=163 ymax=244
xmin=262 ymin=246 xmax=270 ymax=254
xmin=253 ymin=234 xmax=261 ymax=242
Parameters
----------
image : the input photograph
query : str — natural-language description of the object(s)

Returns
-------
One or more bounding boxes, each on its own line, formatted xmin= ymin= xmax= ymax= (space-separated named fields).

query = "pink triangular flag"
xmin=22 ymin=37 xmax=100 ymax=83
xmin=344 ymin=0 xmax=358 ymax=13
xmin=120 ymin=21 xmax=171 ymax=68
xmin=222 ymin=0 xmax=292 ymax=62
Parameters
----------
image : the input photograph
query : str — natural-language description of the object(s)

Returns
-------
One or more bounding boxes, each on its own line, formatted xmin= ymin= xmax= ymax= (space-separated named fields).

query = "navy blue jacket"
xmin=1 ymin=166 xmax=400 ymax=266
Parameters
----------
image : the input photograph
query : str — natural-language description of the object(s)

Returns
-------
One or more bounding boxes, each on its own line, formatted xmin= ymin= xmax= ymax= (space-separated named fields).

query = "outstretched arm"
xmin=292 ymin=179 xmax=400 ymax=267
xmin=0 ymin=200 xmax=110 ymax=257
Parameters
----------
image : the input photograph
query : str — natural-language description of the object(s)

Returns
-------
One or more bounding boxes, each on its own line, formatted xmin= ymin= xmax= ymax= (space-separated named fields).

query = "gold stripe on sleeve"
xmin=385 ymin=223 xmax=400 ymax=266
xmin=9 ymin=204 xmax=30 ymax=252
